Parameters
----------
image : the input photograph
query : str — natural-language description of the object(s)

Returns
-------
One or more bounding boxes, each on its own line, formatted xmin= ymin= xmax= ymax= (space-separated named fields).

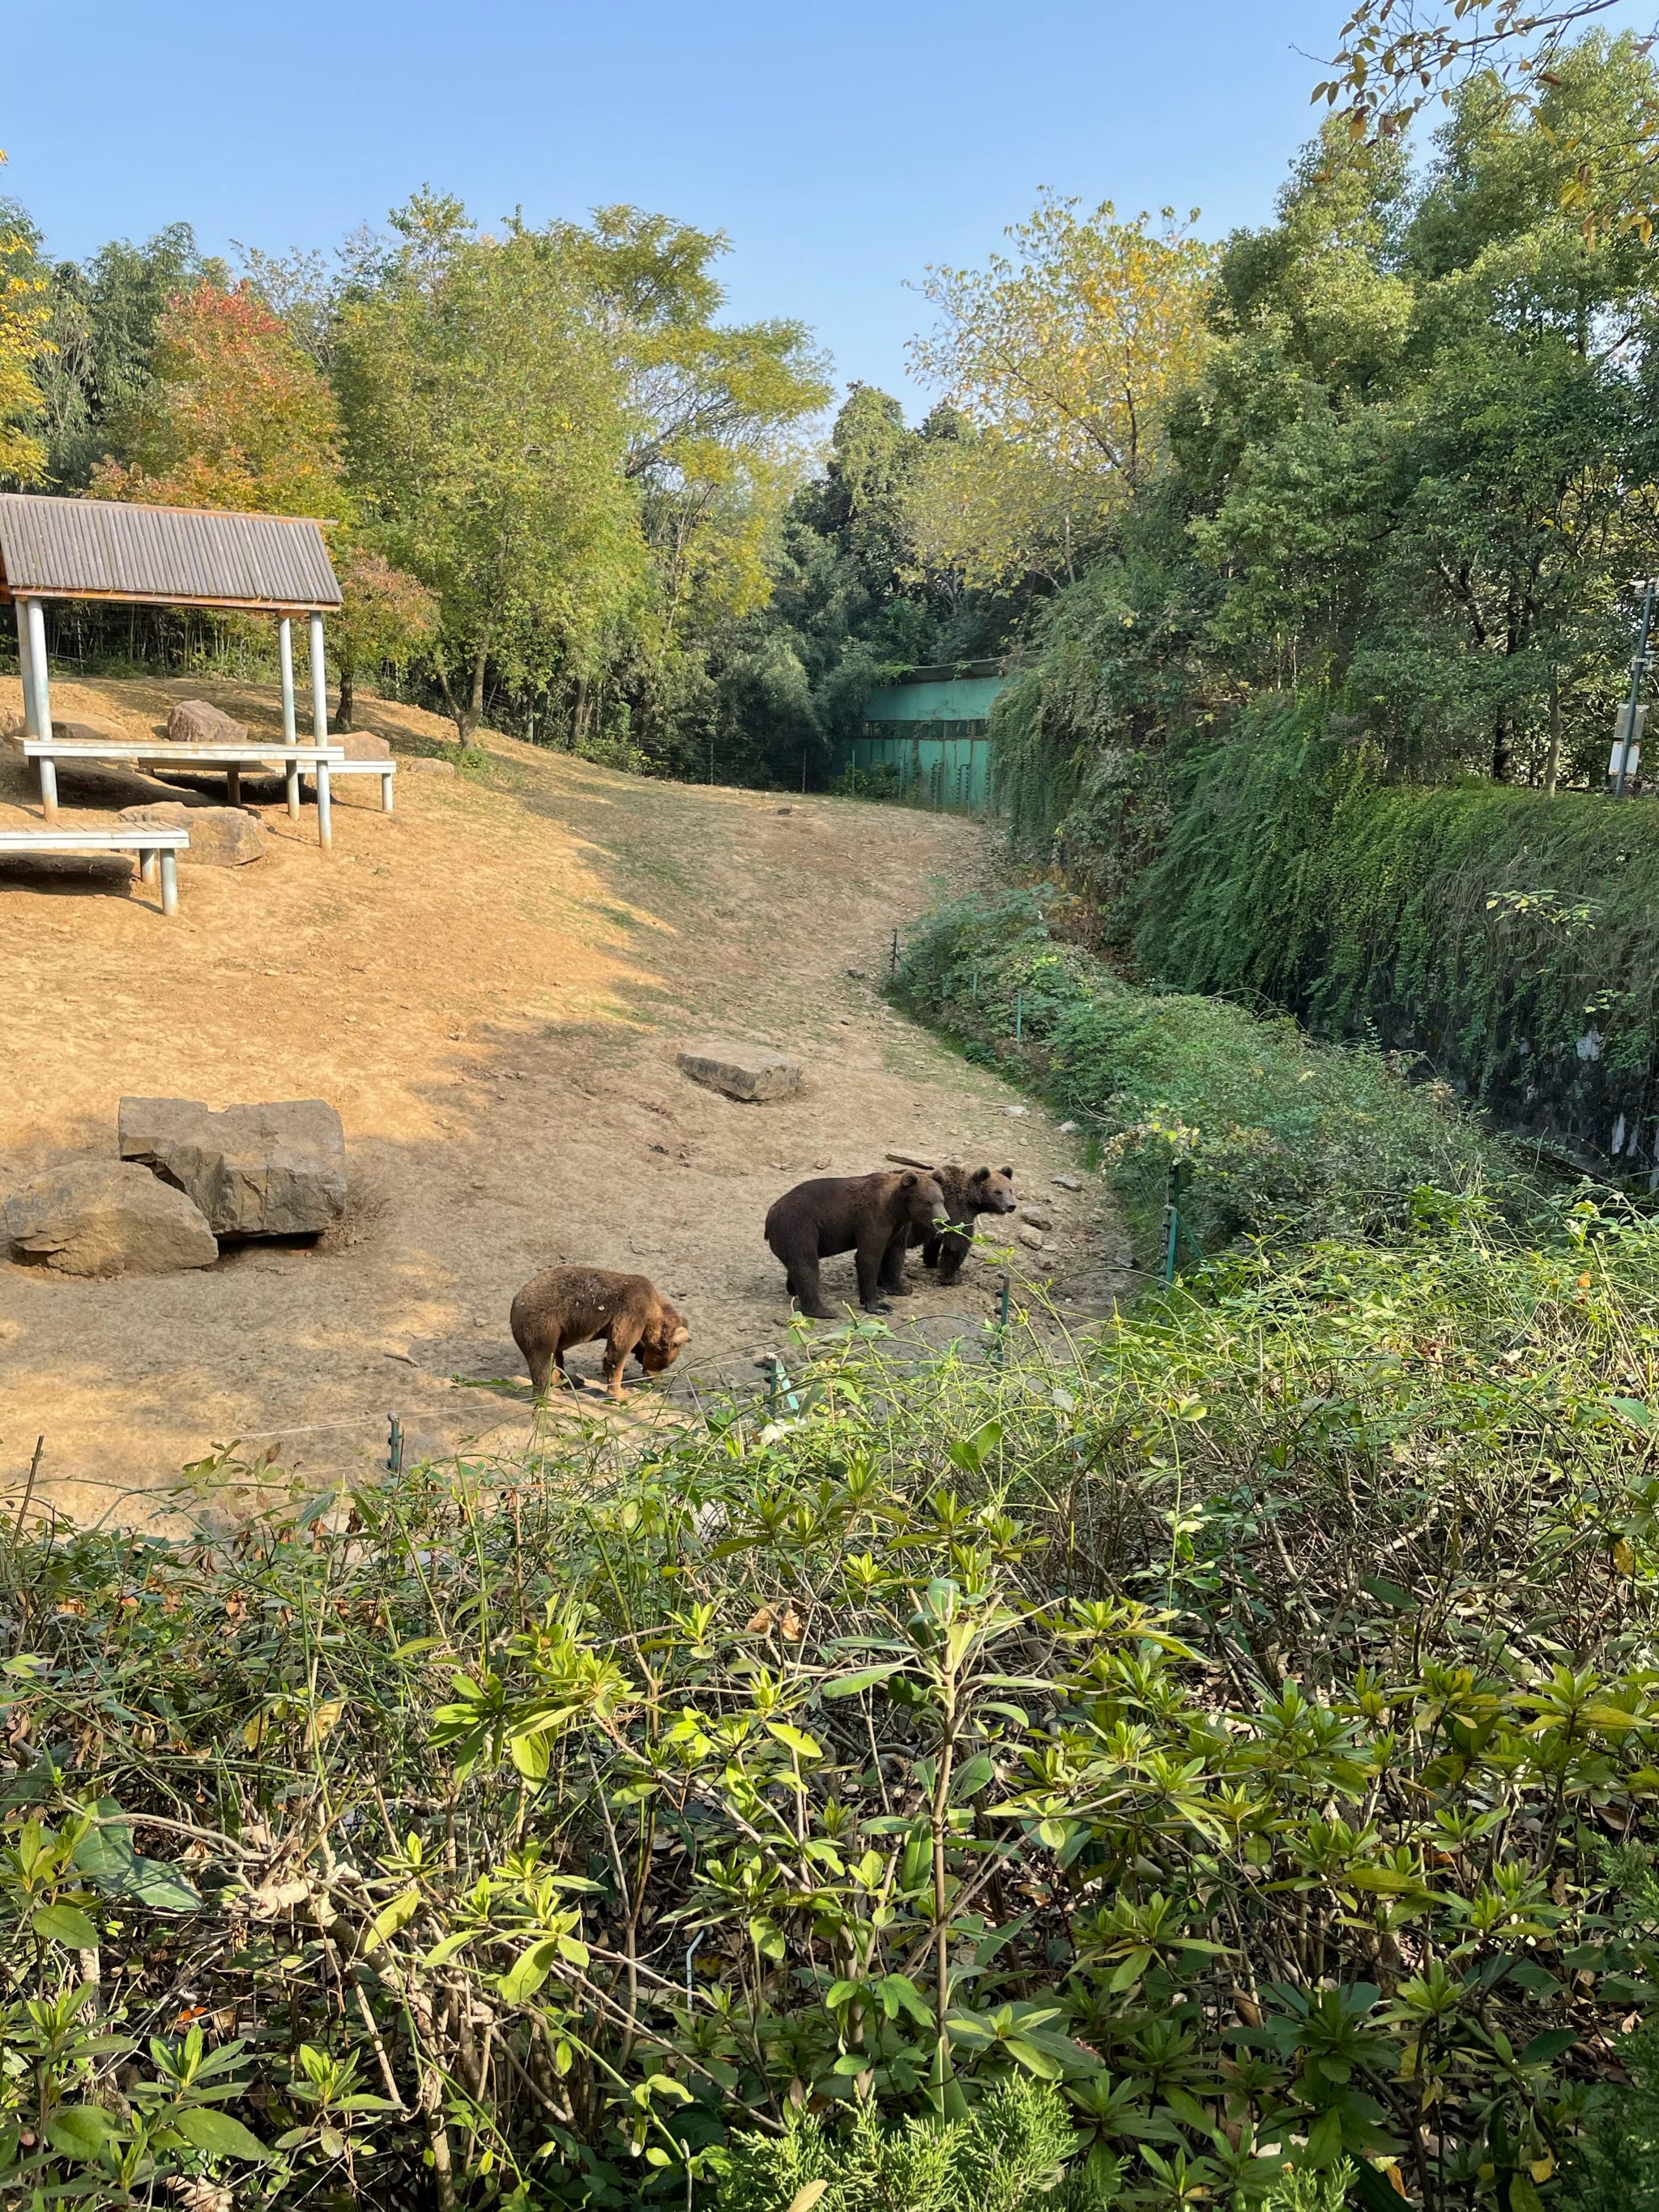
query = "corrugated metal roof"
xmin=0 ymin=494 xmax=342 ymax=610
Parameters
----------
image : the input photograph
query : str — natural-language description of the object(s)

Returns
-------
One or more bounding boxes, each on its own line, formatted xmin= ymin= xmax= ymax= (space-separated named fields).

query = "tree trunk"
xmin=572 ymin=675 xmax=591 ymax=753
xmin=336 ymin=662 xmax=355 ymax=732
xmin=1491 ymin=715 xmax=1513 ymax=783
xmin=467 ymin=642 xmax=488 ymax=742
xmin=1544 ymin=673 xmax=1561 ymax=796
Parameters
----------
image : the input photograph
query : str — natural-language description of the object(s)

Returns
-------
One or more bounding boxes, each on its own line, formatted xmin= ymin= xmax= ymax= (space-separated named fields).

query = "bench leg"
xmin=382 ymin=769 xmax=394 ymax=814
xmin=286 ymin=760 xmax=301 ymax=819
xmin=139 ymin=849 xmax=158 ymax=886
xmin=227 ymin=766 xmax=241 ymax=808
xmin=316 ymin=763 xmax=333 ymax=850
xmin=160 ymin=850 xmax=179 ymax=917
xmin=38 ymin=755 xmax=58 ymax=822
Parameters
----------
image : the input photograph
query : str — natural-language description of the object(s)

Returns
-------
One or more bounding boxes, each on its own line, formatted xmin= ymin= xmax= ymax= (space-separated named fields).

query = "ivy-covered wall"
xmin=1132 ymin=708 xmax=1659 ymax=1174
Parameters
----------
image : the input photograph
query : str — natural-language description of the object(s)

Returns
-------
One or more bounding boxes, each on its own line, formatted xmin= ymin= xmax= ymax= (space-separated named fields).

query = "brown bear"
xmin=911 ymin=1164 xmax=1017 ymax=1287
xmin=509 ymin=1266 xmax=689 ymax=1400
xmin=764 ymin=1169 xmax=946 ymax=1320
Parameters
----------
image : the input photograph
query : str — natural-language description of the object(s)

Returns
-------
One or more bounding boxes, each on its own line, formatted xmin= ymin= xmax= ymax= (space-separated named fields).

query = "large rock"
xmin=117 ymin=801 xmax=267 ymax=866
xmin=166 ymin=698 xmax=248 ymax=746
xmin=403 ymin=757 xmax=455 ymax=778
xmin=334 ymin=728 xmax=392 ymax=760
xmin=4 ymin=1160 xmax=218 ymax=1277
xmin=120 ymin=1097 xmax=348 ymax=1238
xmin=52 ymin=714 xmax=134 ymax=745
xmin=676 ymin=1042 xmax=803 ymax=1104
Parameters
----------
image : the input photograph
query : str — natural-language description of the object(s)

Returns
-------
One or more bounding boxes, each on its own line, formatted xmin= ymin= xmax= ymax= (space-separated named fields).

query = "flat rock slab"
xmin=334 ymin=729 xmax=393 ymax=760
xmin=166 ymin=698 xmax=249 ymax=745
xmin=117 ymin=802 xmax=267 ymax=866
xmin=676 ymin=1043 xmax=804 ymax=1104
xmin=4 ymin=1159 xmax=218 ymax=1277
xmin=403 ymin=758 xmax=456 ymax=777
xmin=120 ymin=1096 xmax=347 ymax=1237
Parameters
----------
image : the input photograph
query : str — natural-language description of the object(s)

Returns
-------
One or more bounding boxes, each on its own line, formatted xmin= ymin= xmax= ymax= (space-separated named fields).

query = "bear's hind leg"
xmin=785 ymin=1249 xmax=837 ymax=1322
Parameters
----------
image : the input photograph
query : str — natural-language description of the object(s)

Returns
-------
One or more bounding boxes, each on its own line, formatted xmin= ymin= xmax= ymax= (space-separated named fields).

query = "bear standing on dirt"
xmin=765 ymin=1170 xmax=946 ymax=1320
xmin=510 ymin=1266 xmax=689 ymax=1400
xmin=915 ymin=1164 xmax=1017 ymax=1287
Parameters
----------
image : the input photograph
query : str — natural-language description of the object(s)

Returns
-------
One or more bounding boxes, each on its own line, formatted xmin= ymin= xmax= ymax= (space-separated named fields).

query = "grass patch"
xmin=893 ymin=886 xmax=1529 ymax=1267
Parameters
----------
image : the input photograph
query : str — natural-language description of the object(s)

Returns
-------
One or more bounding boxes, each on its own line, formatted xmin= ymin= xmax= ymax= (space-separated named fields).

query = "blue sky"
xmin=4 ymin=0 xmax=1640 ymax=417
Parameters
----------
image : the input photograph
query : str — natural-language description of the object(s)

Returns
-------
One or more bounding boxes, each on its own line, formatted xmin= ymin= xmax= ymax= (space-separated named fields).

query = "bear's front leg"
xmin=855 ymin=1236 xmax=893 ymax=1312
xmin=877 ymin=1232 xmax=913 ymax=1297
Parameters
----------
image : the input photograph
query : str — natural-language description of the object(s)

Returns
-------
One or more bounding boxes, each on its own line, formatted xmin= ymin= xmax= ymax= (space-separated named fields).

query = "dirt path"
xmin=0 ymin=674 xmax=1129 ymax=1524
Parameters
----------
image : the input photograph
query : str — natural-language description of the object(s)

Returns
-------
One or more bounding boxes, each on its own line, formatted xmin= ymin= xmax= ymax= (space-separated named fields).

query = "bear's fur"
xmin=910 ymin=1164 xmax=1017 ymax=1287
xmin=510 ymin=1266 xmax=689 ymax=1400
xmin=764 ymin=1169 xmax=946 ymax=1319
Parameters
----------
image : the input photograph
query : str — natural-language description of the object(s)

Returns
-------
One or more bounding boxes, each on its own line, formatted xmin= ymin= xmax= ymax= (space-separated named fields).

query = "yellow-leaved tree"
xmin=905 ymin=195 xmax=1215 ymax=586
xmin=0 ymin=156 xmax=52 ymax=485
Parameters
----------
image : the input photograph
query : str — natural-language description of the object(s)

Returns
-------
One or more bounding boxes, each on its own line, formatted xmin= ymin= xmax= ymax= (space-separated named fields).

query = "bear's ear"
xmin=973 ymin=1167 xmax=989 ymax=1181
xmin=900 ymin=1172 xmax=916 ymax=1188
xmin=1001 ymin=1167 xmax=1014 ymax=1181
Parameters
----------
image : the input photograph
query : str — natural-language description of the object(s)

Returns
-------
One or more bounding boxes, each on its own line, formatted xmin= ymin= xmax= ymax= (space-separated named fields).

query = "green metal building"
xmin=837 ymin=660 xmax=1009 ymax=813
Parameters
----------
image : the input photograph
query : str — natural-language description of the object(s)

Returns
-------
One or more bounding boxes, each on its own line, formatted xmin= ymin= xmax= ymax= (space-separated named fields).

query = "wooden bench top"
xmin=23 ymin=740 xmax=345 ymax=764
xmin=0 ymin=826 xmax=191 ymax=850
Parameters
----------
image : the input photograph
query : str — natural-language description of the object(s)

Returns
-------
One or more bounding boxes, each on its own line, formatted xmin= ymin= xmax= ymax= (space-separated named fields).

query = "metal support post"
xmin=26 ymin=597 xmax=51 ymax=746
xmin=315 ymin=761 xmax=332 ymax=852
xmin=309 ymin=612 xmax=328 ymax=741
xmin=1162 ymin=1164 xmax=1185 ymax=1286
xmin=37 ymin=754 xmax=58 ymax=822
xmin=15 ymin=598 xmax=37 ymax=736
xmin=279 ymin=616 xmax=301 ymax=818
xmin=1616 ymin=578 xmax=1657 ymax=797
xmin=159 ymin=850 xmax=178 ymax=918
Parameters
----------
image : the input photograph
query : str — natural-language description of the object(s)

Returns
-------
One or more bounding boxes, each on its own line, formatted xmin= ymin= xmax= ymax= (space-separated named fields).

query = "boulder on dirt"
xmin=117 ymin=802 xmax=267 ymax=866
xmin=333 ymin=728 xmax=392 ymax=761
xmin=165 ymin=698 xmax=248 ymax=746
xmin=676 ymin=1043 xmax=804 ymax=1104
xmin=403 ymin=757 xmax=456 ymax=777
xmin=119 ymin=1096 xmax=348 ymax=1238
xmin=53 ymin=715 xmax=133 ymax=745
xmin=4 ymin=1159 xmax=218 ymax=1277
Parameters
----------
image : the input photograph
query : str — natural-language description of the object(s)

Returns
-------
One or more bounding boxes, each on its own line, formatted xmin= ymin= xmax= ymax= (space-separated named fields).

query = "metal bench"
xmin=0 ymin=826 xmax=190 ymax=915
xmin=304 ymin=756 xmax=397 ymax=813
xmin=23 ymin=740 xmax=346 ymax=848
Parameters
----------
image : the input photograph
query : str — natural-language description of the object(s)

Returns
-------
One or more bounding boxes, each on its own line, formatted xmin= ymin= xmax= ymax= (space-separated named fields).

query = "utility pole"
xmin=1614 ymin=575 xmax=1659 ymax=797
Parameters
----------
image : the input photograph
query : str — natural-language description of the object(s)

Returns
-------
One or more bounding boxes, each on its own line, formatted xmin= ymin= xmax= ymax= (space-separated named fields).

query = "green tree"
xmin=334 ymin=194 xmax=648 ymax=743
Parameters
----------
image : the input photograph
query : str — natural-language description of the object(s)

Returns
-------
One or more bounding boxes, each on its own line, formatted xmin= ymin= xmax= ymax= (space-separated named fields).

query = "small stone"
xmin=404 ymin=758 xmax=457 ymax=777
xmin=1017 ymin=1225 xmax=1046 ymax=1250
xmin=4 ymin=1159 xmax=217 ymax=1277
xmin=120 ymin=1096 xmax=348 ymax=1238
xmin=165 ymin=698 xmax=248 ymax=745
xmin=1004 ymin=1104 xmax=1029 ymax=1118
xmin=676 ymin=1042 xmax=803 ymax=1104
xmin=1053 ymin=1175 xmax=1082 ymax=1191
xmin=1058 ymin=1120 xmax=1079 ymax=1134
xmin=117 ymin=801 xmax=267 ymax=866
xmin=1020 ymin=1209 xmax=1054 ymax=1232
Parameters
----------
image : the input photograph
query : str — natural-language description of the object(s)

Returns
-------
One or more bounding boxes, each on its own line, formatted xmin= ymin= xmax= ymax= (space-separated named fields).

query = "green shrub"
xmin=893 ymin=884 xmax=1520 ymax=1263
xmin=1129 ymin=707 xmax=1659 ymax=1172
xmin=7 ymin=1196 xmax=1659 ymax=2207
xmin=714 ymin=2076 xmax=1115 ymax=2211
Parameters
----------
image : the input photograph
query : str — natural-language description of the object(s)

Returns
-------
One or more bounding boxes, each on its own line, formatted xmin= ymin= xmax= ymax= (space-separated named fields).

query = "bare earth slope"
xmin=0 ymin=674 xmax=1128 ymax=1522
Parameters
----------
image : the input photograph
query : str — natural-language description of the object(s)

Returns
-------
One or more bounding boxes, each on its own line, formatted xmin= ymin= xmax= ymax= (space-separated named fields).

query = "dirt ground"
xmin=0 ymin=672 xmax=1130 ymax=1526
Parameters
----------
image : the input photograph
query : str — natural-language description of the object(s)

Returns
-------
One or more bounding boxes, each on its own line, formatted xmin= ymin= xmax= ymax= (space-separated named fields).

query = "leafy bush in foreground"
xmin=893 ymin=886 xmax=1525 ymax=1263
xmin=6 ymin=1199 xmax=1659 ymax=2207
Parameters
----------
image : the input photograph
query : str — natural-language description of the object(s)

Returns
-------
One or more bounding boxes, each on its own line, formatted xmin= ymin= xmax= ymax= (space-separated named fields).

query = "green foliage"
xmin=13 ymin=1185 xmax=1659 ymax=2206
xmin=1132 ymin=707 xmax=1659 ymax=1170
xmin=893 ymin=884 xmax=1516 ymax=1262
xmin=714 ymin=2077 xmax=1112 ymax=2211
